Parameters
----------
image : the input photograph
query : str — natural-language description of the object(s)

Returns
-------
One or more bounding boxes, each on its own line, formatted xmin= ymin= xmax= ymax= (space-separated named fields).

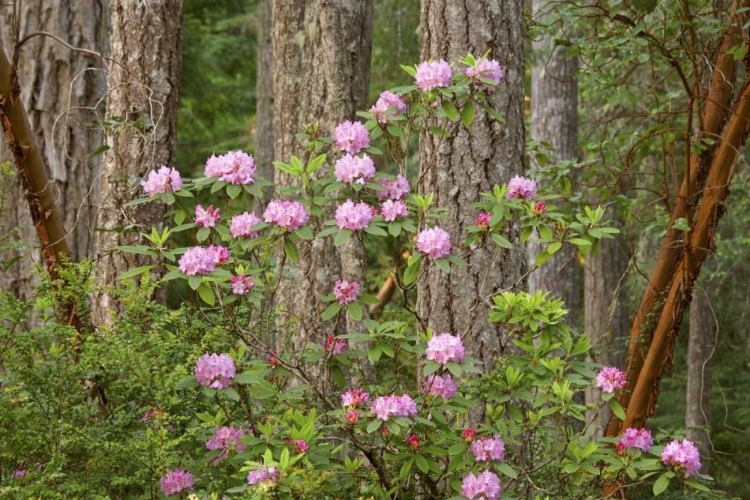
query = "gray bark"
xmin=528 ymin=0 xmax=583 ymax=327
xmin=272 ymin=1 xmax=373 ymax=352
xmin=417 ymin=0 xmax=526 ymax=368
xmin=93 ymin=0 xmax=184 ymax=324
xmin=255 ymin=0 xmax=274 ymax=200
xmin=0 ymin=1 xmax=106 ymax=302
xmin=686 ymin=285 xmax=714 ymax=473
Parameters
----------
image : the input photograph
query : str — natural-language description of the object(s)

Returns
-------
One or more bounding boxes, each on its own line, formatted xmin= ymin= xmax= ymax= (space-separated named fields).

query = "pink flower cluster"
xmin=471 ymin=435 xmax=506 ymax=462
xmin=370 ymin=90 xmax=407 ymax=123
xmin=595 ymin=366 xmax=627 ymax=394
xmin=334 ymin=154 xmax=375 ymax=185
xmin=263 ymin=199 xmax=309 ymax=231
xmin=141 ymin=166 xmax=183 ymax=195
xmin=505 ymin=175 xmax=538 ymax=200
xmin=206 ymin=426 xmax=246 ymax=465
xmin=230 ymin=212 xmax=262 ymax=238
xmin=341 ymin=388 xmax=370 ymax=407
xmin=231 ymin=274 xmax=255 ymax=295
xmin=661 ymin=439 xmax=701 ymax=476
xmin=204 ymin=150 xmax=256 ymax=185
xmin=159 ymin=470 xmax=194 ymax=497
xmin=425 ymin=373 xmax=457 ymax=398
xmin=210 ymin=245 xmax=230 ymax=264
xmin=381 ymin=199 xmax=408 ymax=222
xmin=618 ymin=428 xmax=653 ymax=452
xmin=247 ymin=466 xmax=279 ymax=485
xmin=416 ymin=226 xmax=452 ymax=260
xmin=466 ymin=58 xmax=505 ymax=87
xmin=333 ymin=120 xmax=370 ymax=155
xmin=324 ymin=334 xmax=347 ymax=355
xmin=335 ymin=200 xmax=374 ymax=230
xmin=425 ymin=332 xmax=465 ymax=365
xmin=371 ymin=394 xmax=418 ymax=421
xmin=334 ymin=280 xmax=360 ymax=305
xmin=461 ymin=470 xmax=501 ymax=500
xmin=377 ymin=174 xmax=410 ymax=200
xmin=194 ymin=204 xmax=221 ymax=228
xmin=415 ymin=59 xmax=453 ymax=91
xmin=195 ymin=353 xmax=236 ymax=389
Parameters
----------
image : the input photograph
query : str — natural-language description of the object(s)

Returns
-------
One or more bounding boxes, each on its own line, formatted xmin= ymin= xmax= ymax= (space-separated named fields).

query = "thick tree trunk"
xmin=0 ymin=1 xmax=105 ymax=302
xmin=528 ymin=0 xmax=582 ymax=327
xmin=417 ymin=0 xmax=526 ymax=368
xmin=272 ymin=1 xmax=373 ymax=352
xmin=686 ymin=285 xmax=714 ymax=473
xmin=255 ymin=0 xmax=274 ymax=198
xmin=93 ymin=0 xmax=184 ymax=324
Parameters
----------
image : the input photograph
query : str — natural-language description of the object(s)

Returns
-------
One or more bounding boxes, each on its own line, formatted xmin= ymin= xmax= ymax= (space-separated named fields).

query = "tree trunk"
xmin=417 ymin=0 xmax=526 ymax=368
xmin=272 ymin=1 xmax=373 ymax=353
xmin=528 ymin=0 xmax=582 ymax=327
xmin=255 ymin=0 xmax=274 ymax=200
xmin=0 ymin=1 xmax=105 ymax=302
xmin=686 ymin=284 xmax=714 ymax=473
xmin=92 ymin=0 xmax=184 ymax=324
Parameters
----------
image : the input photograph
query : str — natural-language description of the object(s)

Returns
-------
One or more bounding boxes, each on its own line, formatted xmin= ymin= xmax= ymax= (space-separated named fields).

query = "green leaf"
xmin=609 ymin=399 xmax=626 ymax=421
xmin=496 ymin=462 xmax=518 ymax=479
xmin=368 ymin=344 xmax=382 ymax=364
xmin=331 ymin=364 xmax=346 ymax=388
xmin=197 ymin=283 xmax=215 ymax=306
xmin=364 ymin=225 xmax=388 ymax=237
xmin=284 ymin=238 xmax=299 ymax=262
xmin=175 ymin=376 xmax=199 ymax=390
xmin=462 ymin=101 xmax=476 ymax=128
xmin=387 ymin=124 xmax=403 ymax=137
xmin=400 ymin=64 xmax=417 ymax=76
xmin=334 ymin=229 xmax=353 ymax=247
xmin=223 ymin=387 xmax=240 ymax=402
xmin=196 ymin=227 xmax=210 ymax=242
xmin=118 ymin=265 xmax=153 ymax=281
xmin=435 ymin=258 xmax=450 ymax=274
xmin=348 ymin=302 xmax=363 ymax=320
xmin=684 ymin=479 xmax=710 ymax=492
xmin=491 ymin=233 xmax=513 ymax=249
xmin=294 ymin=226 xmax=314 ymax=240
xmin=226 ymin=184 xmax=242 ymax=199
xmin=307 ymin=153 xmax=327 ymax=175
xmin=403 ymin=259 xmax=421 ymax=286
xmin=653 ymin=473 xmax=671 ymax=496
xmin=188 ymin=275 xmax=202 ymax=290
xmin=548 ymin=241 xmax=563 ymax=255
xmin=388 ymin=222 xmax=402 ymax=237
xmin=322 ymin=302 xmax=343 ymax=321
xmin=442 ymin=101 xmax=459 ymax=122
xmin=480 ymin=104 xmax=505 ymax=123
xmin=415 ymin=454 xmax=430 ymax=474
xmin=367 ymin=420 xmax=382 ymax=434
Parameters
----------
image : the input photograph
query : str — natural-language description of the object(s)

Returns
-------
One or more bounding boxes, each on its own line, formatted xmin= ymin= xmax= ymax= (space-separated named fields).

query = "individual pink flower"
xmin=618 ymin=428 xmax=653 ymax=452
xmin=381 ymin=199 xmax=408 ymax=222
xmin=204 ymin=150 xmax=256 ymax=185
xmin=425 ymin=332 xmax=465 ymax=365
xmin=341 ymin=388 xmax=370 ymax=408
xmin=416 ymin=226 xmax=452 ymax=260
xmin=533 ymin=201 xmax=547 ymax=214
xmin=476 ymin=211 xmax=492 ymax=230
xmin=334 ymin=280 xmax=360 ymax=305
xmin=595 ymin=366 xmax=627 ymax=394
xmin=377 ymin=174 xmax=410 ymax=200
xmin=407 ymin=435 xmax=420 ymax=450
xmin=178 ymin=247 xmax=216 ymax=276
xmin=230 ymin=212 xmax=262 ymax=238
xmin=372 ymin=394 xmax=418 ymax=421
xmin=324 ymin=334 xmax=347 ymax=355
xmin=471 ymin=435 xmax=506 ymax=462
xmin=247 ymin=466 xmax=279 ymax=486
xmin=335 ymin=200 xmax=374 ymax=230
xmin=195 ymin=353 xmax=236 ymax=389
xmin=263 ymin=199 xmax=309 ymax=231
xmin=415 ymin=59 xmax=453 ymax=91
xmin=208 ymin=245 xmax=230 ymax=265
xmin=461 ymin=470 xmax=501 ymax=500
xmin=661 ymin=439 xmax=701 ymax=476
xmin=194 ymin=204 xmax=221 ymax=228
xmin=141 ymin=166 xmax=183 ymax=195
xmin=231 ymin=274 xmax=255 ymax=295
xmin=463 ymin=428 xmax=477 ymax=443
xmin=333 ymin=120 xmax=370 ymax=154
xmin=344 ymin=410 xmax=360 ymax=425
xmin=334 ymin=154 xmax=376 ymax=184
xmin=206 ymin=426 xmax=246 ymax=465
xmin=505 ymin=175 xmax=537 ymax=200
xmin=370 ymin=91 xmax=408 ymax=123
xmin=466 ymin=58 xmax=505 ymax=88
xmin=294 ymin=439 xmax=309 ymax=454
xmin=425 ymin=373 xmax=458 ymax=398
xmin=159 ymin=470 xmax=195 ymax=497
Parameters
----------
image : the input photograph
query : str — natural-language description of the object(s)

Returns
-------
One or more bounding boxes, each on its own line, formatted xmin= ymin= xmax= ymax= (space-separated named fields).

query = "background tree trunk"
xmin=93 ymin=0 xmax=184 ymax=324
xmin=0 ymin=1 xmax=106 ymax=303
xmin=272 ymin=0 xmax=373 ymax=352
xmin=417 ymin=0 xmax=526 ymax=368
xmin=255 ymin=0 xmax=274 ymax=202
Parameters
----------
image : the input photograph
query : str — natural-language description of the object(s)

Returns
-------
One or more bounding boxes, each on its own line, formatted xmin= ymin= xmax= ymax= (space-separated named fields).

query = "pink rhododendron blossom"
xmin=231 ymin=274 xmax=255 ymax=295
xmin=595 ymin=366 xmax=627 ymax=394
xmin=324 ymin=335 xmax=347 ymax=355
xmin=334 ymin=154 xmax=376 ymax=184
xmin=333 ymin=120 xmax=370 ymax=154
xmin=505 ymin=175 xmax=538 ymax=200
xmin=341 ymin=388 xmax=370 ymax=407
xmin=247 ymin=466 xmax=279 ymax=486
xmin=425 ymin=373 xmax=458 ymax=398
xmin=476 ymin=211 xmax=492 ymax=230
xmin=195 ymin=353 xmax=236 ymax=389
xmin=194 ymin=204 xmax=221 ymax=228
xmin=334 ymin=280 xmax=360 ymax=305
xmin=345 ymin=410 xmax=360 ymax=425
xmin=370 ymin=91 xmax=407 ymax=123
xmin=425 ymin=332 xmax=465 ymax=365
xmin=461 ymin=470 xmax=501 ymax=500
xmin=206 ymin=426 xmax=246 ymax=465
xmin=178 ymin=247 xmax=216 ymax=276
xmin=407 ymin=435 xmax=420 ymax=450
xmin=377 ymin=174 xmax=410 ymax=200
xmin=159 ymin=470 xmax=194 ymax=497
xmin=208 ymin=245 xmax=230 ymax=265
xmin=533 ymin=201 xmax=547 ymax=214
xmin=371 ymin=394 xmax=418 ymax=421
xmin=335 ymin=200 xmax=374 ymax=230
xmin=294 ymin=440 xmax=309 ymax=454
xmin=267 ymin=350 xmax=279 ymax=368
xmin=230 ymin=212 xmax=262 ymax=238
xmin=415 ymin=59 xmax=453 ymax=91
xmin=416 ymin=226 xmax=452 ymax=260
xmin=618 ymin=428 xmax=653 ymax=452
xmin=381 ymin=199 xmax=408 ymax=222
xmin=263 ymin=199 xmax=309 ymax=231
xmin=204 ymin=150 xmax=255 ymax=185
xmin=471 ymin=435 xmax=506 ymax=462
xmin=141 ymin=166 xmax=183 ymax=195
xmin=463 ymin=428 xmax=477 ymax=443
xmin=466 ymin=58 xmax=505 ymax=88
xmin=11 ymin=469 xmax=25 ymax=478
xmin=661 ymin=439 xmax=701 ymax=476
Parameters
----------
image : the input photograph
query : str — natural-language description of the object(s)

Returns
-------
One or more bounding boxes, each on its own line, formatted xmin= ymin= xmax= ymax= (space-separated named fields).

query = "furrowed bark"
xmin=255 ymin=0 xmax=274 ymax=204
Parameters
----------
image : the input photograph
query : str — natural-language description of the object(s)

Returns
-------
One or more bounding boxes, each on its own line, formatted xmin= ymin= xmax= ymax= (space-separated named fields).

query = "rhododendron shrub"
xmin=117 ymin=54 xmax=714 ymax=499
